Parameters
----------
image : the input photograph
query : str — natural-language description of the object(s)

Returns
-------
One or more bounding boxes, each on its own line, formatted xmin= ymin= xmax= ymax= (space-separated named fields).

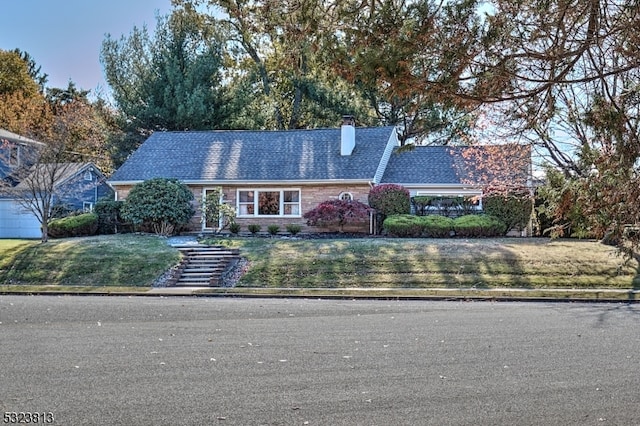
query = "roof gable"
xmin=109 ymin=127 xmax=396 ymax=183
xmin=15 ymin=163 xmax=104 ymax=191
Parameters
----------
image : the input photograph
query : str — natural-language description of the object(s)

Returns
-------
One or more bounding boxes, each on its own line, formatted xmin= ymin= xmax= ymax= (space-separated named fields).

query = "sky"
xmin=0 ymin=0 xmax=174 ymax=96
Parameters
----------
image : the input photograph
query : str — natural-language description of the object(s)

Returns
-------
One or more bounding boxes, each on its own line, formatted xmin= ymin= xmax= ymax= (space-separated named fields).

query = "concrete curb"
xmin=2 ymin=287 xmax=639 ymax=303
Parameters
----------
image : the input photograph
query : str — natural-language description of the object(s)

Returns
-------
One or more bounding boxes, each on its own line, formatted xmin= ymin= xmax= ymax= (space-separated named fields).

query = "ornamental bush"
xmin=453 ymin=215 xmax=507 ymax=237
xmin=421 ymin=215 xmax=456 ymax=237
xmin=267 ymin=224 xmax=280 ymax=235
xmin=383 ymin=214 xmax=454 ymax=237
xmin=303 ymin=199 xmax=372 ymax=232
xmin=229 ymin=222 xmax=241 ymax=234
xmin=368 ymin=184 xmax=411 ymax=217
xmin=382 ymin=215 xmax=423 ymax=237
xmin=121 ymin=178 xmax=195 ymax=236
xmin=48 ymin=213 xmax=98 ymax=238
xmin=286 ymin=224 xmax=302 ymax=235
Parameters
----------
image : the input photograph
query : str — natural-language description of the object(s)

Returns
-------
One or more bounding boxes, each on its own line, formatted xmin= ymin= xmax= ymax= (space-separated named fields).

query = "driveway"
xmin=1 ymin=296 xmax=639 ymax=425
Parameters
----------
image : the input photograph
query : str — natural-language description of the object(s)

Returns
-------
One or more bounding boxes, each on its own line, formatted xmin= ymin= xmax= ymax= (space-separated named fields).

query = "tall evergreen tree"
xmin=101 ymin=6 xmax=233 ymax=132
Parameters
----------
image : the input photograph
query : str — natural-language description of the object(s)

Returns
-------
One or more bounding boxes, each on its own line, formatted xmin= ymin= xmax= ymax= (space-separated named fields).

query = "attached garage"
xmin=0 ymin=199 xmax=41 ymax=239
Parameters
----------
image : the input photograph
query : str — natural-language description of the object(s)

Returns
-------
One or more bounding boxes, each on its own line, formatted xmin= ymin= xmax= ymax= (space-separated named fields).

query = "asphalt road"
xmin=1 ymin=296 xmax=639 ymax=426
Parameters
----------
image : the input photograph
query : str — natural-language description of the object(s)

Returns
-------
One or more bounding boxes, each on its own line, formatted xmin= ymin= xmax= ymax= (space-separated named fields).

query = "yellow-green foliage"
xmin=48 ymin=213 xmax=98 ymax=238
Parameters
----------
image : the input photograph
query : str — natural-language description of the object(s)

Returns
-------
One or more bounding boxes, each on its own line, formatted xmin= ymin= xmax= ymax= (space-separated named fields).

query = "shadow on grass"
xmin=0 ymin=240 xmax=40 ymax=284
xmin=228 ymin=237 xmax=536 ymax=289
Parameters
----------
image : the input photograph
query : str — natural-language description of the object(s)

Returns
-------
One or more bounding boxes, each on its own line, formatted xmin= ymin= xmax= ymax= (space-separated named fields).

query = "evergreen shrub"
xmin=286 ymin=224 xmax=302 ymax=235
xmin=483 ymin=191 xmax=533 ymax=235
xmin=453 ymin=215 xmax=507 ymax=237
xmin=267 ymin=224 xmax=280 ymax=235
xmin=48 ymin=213 xmax=98 ymax=238
xmin=229 ymin=222 xmax=241 ymax=234
xmin=383 ymin=215 xmax=454 ymax=237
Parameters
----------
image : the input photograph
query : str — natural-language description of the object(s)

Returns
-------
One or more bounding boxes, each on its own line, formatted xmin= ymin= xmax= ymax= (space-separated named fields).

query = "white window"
xmin=237 ymin=189 xmax=301 ymax=217
xmin=83 ymin=202 xmax=94 ymax=212
xmin=339 ymin=192 xmax=353 ymax=201
xmin=84 ymin=170 xmax=93 ymax=181
xmin=414 ymin=191 xmax=483 ymax=213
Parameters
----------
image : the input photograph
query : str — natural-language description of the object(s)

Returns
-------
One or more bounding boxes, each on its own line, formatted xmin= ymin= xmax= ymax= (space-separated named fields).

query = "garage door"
xmin=0 ymin=200 xmax=41 ymax=238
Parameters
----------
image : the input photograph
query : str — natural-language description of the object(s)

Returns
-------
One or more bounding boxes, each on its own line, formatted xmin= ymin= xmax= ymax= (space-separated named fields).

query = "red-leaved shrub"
xmin=303 ymin=199 xmax=372 ymax=232
xmin=368 ymin=184 xmax=410 ymax=217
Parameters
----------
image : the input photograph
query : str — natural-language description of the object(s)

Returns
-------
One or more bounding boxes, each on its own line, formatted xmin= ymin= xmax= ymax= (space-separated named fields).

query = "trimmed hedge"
xmin=383 ymin=215 xmax=455 ymax=237
xmin=383 ymin=215 xmax=423 ymax=237
xmin=383 ymin=214 xmax=506 ymax=238
xmin=453 ymin=215 xmax=507 ymax=237
xmin=48 ymin=213 xmax=98 ymax=238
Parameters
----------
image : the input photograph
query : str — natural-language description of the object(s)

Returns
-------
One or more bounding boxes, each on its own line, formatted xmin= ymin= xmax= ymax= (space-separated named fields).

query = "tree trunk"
xmin=41 ymin=222 xmax=49 ymax=243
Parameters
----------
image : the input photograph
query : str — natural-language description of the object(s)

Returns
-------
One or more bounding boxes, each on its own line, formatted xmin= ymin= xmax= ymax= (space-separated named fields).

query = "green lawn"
xmin=2 ymin=235 xmax=639 ymax=295
xmin=204 ymin=236 xmax=640 ymax=289
xmin=0 ymin=234 xmax=180 ymax=290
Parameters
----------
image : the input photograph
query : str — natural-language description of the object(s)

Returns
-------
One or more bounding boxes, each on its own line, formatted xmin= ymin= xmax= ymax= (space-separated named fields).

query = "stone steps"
xmin=168 ymin=245 xmax=241 ymax=287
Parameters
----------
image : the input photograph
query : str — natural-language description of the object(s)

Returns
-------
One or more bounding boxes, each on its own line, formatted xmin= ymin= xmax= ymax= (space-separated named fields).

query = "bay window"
xmin=238 ymin=189 xmax=301 ymax=217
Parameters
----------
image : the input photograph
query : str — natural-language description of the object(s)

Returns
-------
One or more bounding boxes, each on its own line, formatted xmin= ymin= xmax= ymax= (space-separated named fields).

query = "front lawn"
xmin=0 ymin=234 xmax=180 ymax=289
xmin=203 ymin=236 xmax=640 ymax=289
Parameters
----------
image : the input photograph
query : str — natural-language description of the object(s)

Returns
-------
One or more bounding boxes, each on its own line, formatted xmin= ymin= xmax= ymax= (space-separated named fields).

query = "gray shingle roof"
xmin=109 ymin=127 xmax=396 ymax=183
xmin=381 ymin=145 xmax=531 ymax=186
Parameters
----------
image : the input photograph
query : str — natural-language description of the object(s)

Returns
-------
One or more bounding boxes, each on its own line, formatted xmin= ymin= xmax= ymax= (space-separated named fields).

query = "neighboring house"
xmin=0 ymin=128 xmax=43 ymax=184
xmin=0 ymin=129 xmax=112 ymax=238
xmin=15 ymin=162 xmax=113 ymax=212
xmin=108 ymin=117 xmax=532 ymax=233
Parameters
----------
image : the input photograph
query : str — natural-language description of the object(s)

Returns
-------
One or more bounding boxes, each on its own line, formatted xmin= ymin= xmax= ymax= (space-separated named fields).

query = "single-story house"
xmin=1 ymin=129 xmax=112 ymax=238
xmin=108 ymin=117 xmax=532 ymax=234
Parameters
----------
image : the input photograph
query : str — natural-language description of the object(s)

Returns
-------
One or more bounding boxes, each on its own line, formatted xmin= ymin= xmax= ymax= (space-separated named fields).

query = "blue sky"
xmin=0 ymin=0 xmax=173 ymax=96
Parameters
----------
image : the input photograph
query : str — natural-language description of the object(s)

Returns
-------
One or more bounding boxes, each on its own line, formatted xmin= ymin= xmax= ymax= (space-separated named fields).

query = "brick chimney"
xmin=341 ymin=115 xmax=356 ymax=156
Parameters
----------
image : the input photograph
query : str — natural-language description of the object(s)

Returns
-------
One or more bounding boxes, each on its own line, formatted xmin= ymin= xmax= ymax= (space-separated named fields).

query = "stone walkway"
xmin=166 ymin=235 xmax=201 ymax=247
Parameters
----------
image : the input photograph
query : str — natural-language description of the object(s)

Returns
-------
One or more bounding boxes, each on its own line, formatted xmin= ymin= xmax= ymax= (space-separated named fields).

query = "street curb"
xmin=2 ymin=287 xmax=639 ymax=303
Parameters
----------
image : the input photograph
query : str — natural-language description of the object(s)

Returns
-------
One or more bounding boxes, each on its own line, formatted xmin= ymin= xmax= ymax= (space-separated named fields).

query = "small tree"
xmin=121 ymin=178 xmax=195 ymax=236
xmin=201 ymin=187 xmax=236 ymax=232
xmin=303 ymin=199 xmax=372 ymax=233
xmin=0 ymin=138 xmax=88 ymax=242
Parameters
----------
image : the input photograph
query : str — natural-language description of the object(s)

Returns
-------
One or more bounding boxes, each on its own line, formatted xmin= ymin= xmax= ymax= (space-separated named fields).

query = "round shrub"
xmin=383 ymin=215 xmax=424 ymax=237
xmin=121 ymin=178 xmax=195 ymax=236
xmin=368 ymin=184 xmax=411 ymax=217
xmin=383 ymin=215 xmax=455 ymax=237
xmin=267 ymin=224 xmax=280 ymax=235
xmin=48 ymin=213 xmax=98 ymax=238
xmin=453 ymin=215 xmax=507 ymax=237
xmin=286 ymin=224 xmax=302 ymax=235
xmin=421 ymin=215 xmax=455 ymax=238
